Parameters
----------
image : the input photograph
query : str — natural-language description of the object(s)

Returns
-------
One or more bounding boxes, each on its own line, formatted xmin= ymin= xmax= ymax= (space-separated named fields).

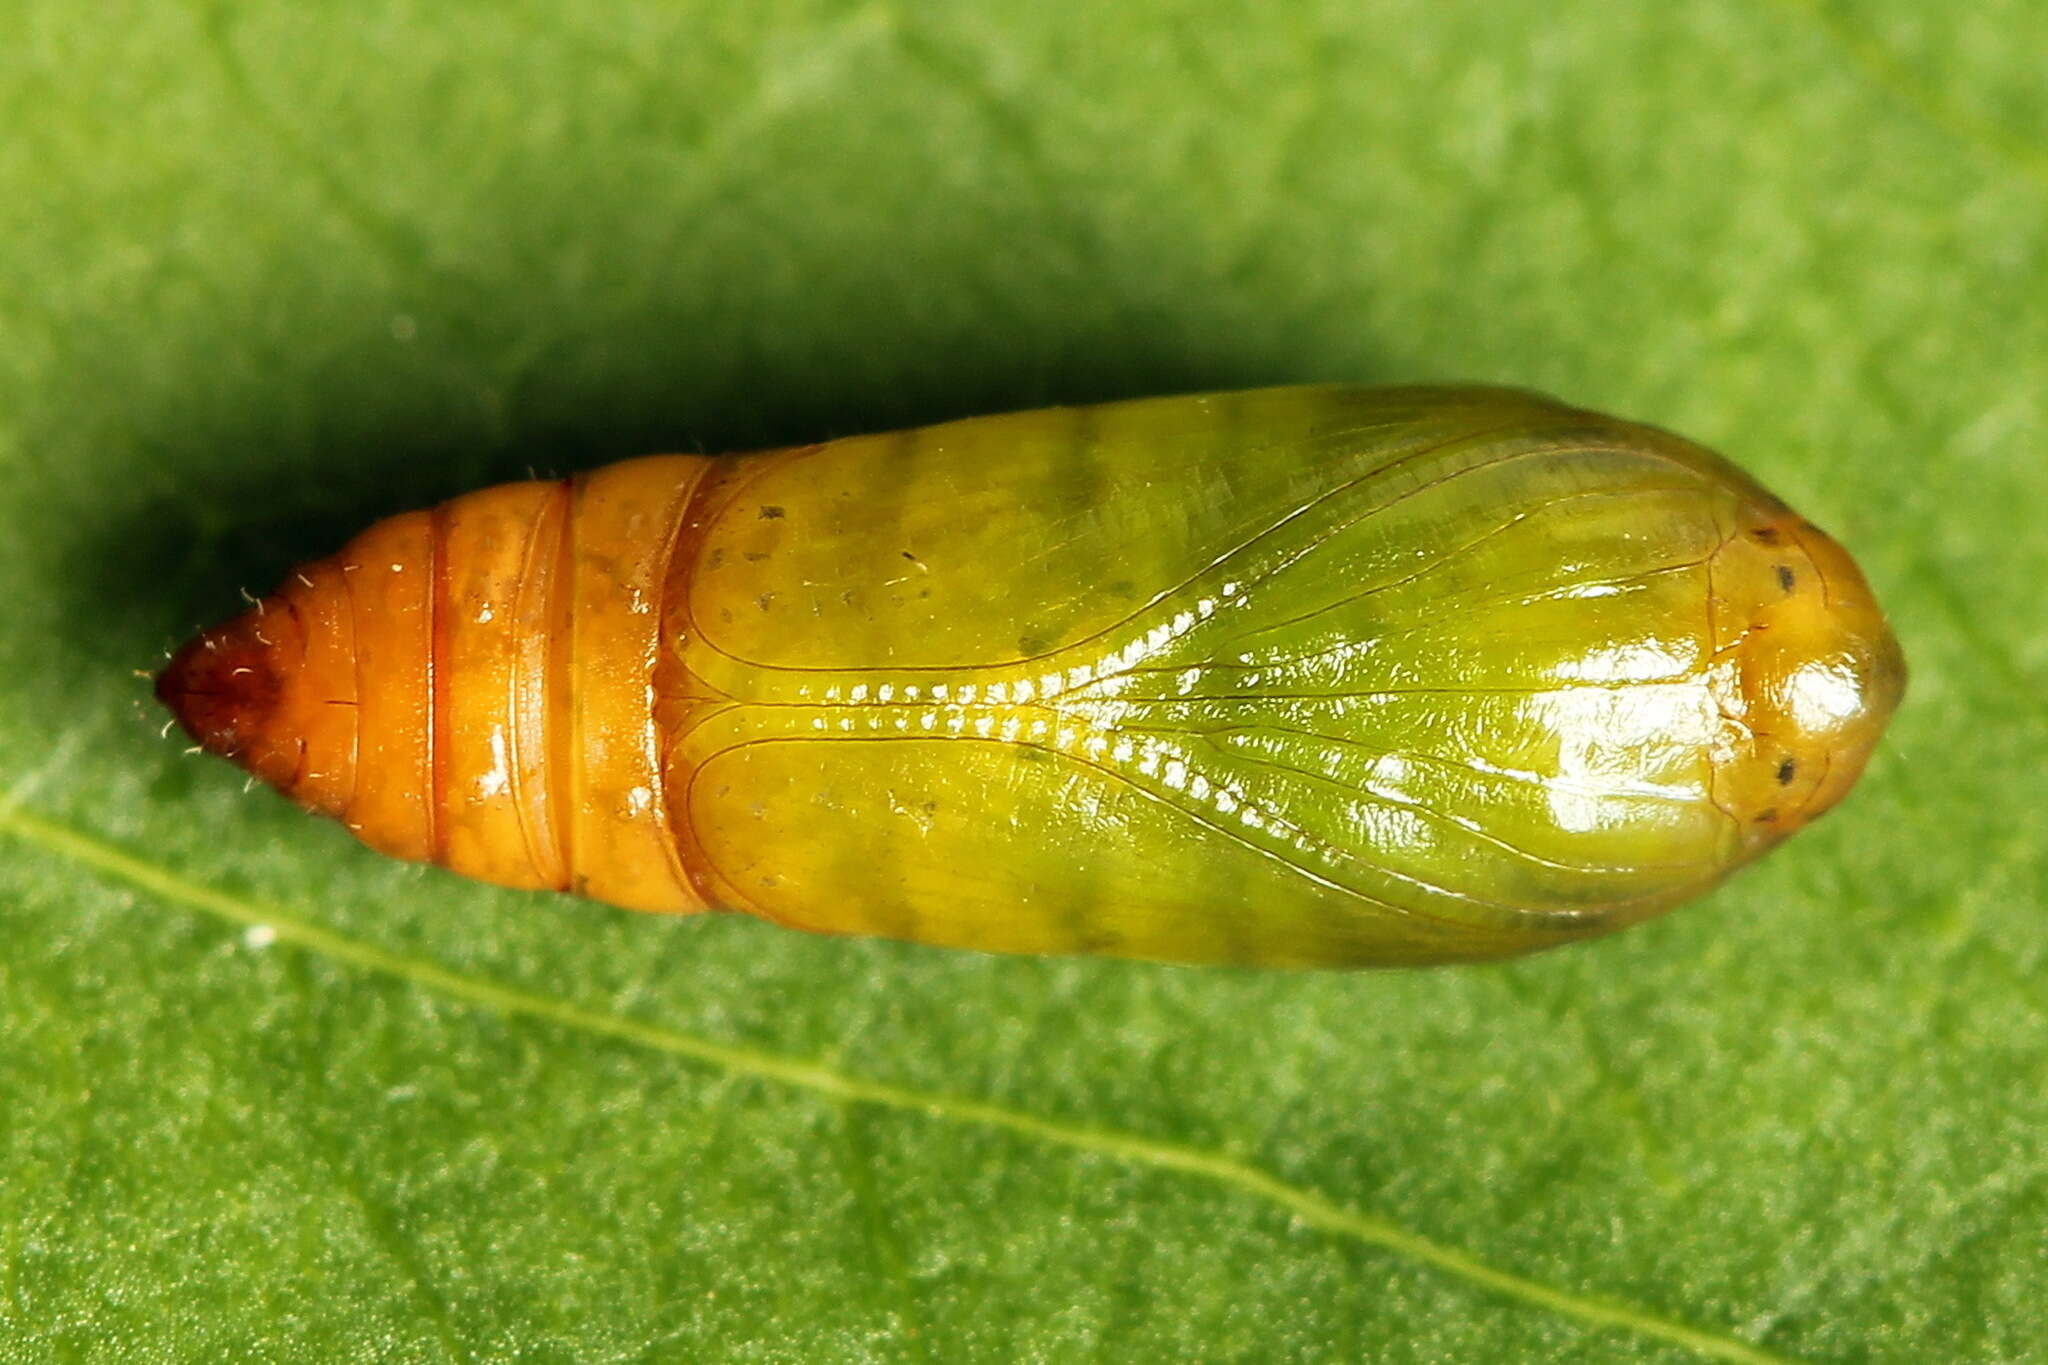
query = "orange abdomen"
xmin=161 ymin=457 xmax=714 ymax=913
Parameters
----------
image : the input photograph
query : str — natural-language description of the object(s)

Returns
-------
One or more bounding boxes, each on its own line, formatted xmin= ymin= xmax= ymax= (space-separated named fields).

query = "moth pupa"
xmin=158 ymin=386 xmax=1905 ymax=967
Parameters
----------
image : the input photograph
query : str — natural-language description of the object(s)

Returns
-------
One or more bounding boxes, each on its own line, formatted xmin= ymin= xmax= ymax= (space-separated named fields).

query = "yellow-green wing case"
xmin=654 ymin=385 xmax=1895 ymax=966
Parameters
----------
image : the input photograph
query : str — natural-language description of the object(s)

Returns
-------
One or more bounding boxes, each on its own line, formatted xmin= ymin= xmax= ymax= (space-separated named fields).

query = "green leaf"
xmin=1 ymin=2 xmax=2040 ymax=1361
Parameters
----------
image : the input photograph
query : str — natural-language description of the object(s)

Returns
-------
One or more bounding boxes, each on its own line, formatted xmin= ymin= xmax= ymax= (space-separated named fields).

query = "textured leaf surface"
xmin=0 ymin=2 xmax=2041 ymax=1361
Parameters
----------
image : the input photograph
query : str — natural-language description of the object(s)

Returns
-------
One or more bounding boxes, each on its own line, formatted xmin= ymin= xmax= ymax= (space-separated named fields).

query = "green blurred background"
xmin=1 ymin=2 xmax=2041 ymax=1361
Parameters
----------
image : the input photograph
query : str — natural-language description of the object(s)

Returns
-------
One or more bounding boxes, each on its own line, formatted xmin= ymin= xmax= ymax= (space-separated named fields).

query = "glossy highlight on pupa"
xmin=157 ymin=386 xmax=1905 ymax=967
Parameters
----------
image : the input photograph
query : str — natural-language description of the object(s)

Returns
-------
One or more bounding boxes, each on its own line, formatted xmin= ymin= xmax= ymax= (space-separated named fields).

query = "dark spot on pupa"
xmin=708 ymin=547 xmax=725 ymax=569
xmin=759 ymin=505 xmax=785 ymax=520
xmin=744 ymin=550 xmax=770 ymax=562
xmin=1775 ymin=564 xmax=1796 ymax=593
xmin=1777 ymin=757 xmax=1798 ymax=785
xmin=1075 ymin=925 xmax=1126 ymax=953
xmin=1754 ymin=808 xmax=1779 ymax=823
xmin=756 ymin=592 xmax=775 ymax=612
xmin=1017 ymin=633 xmax=1049 ymax=655
xmin=1751 ymin=526 xmax=1783 ymax=545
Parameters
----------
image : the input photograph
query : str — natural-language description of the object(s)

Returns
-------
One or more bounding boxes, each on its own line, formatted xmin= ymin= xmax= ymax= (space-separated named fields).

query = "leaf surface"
xmin=1 ymin=2 xmax=2041 ymax=1361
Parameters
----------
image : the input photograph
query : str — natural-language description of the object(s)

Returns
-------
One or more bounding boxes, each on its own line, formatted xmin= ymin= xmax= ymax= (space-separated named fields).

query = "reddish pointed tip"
xmin=156 ymin=613 xmax=283 ymax=759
